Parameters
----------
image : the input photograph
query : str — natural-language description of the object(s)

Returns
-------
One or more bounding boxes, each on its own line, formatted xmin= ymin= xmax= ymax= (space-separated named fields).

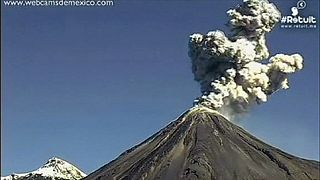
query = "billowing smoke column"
xmin=189 ymin=0 xmax=303 ymax=116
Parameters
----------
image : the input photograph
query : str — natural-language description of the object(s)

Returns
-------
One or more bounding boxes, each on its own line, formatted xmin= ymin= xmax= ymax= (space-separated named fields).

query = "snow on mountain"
xmin=1 ymin=157 xmax=86 ymax=180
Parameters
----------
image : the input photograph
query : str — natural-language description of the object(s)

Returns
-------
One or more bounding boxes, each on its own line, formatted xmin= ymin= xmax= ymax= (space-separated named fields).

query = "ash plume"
xmin=189 ymin=0 xmax=303 ymax=117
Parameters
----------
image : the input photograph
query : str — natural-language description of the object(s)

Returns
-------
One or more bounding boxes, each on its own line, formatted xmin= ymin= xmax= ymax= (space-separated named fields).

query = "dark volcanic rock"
xmin=84 ymin=107 xmax=320 ymax=180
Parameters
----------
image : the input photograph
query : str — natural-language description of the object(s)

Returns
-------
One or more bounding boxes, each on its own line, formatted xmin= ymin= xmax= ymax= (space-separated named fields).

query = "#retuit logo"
xmin=280 ymin=0 xmax=317 ymax=29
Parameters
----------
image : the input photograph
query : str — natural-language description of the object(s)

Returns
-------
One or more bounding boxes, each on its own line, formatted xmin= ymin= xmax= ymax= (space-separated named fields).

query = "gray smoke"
xmin=189 ymin=0 xmax=303 ymax=118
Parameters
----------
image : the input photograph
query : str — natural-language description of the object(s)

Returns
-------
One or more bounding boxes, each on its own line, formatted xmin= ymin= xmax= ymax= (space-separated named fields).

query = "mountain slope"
xmin=1 ymin=157 xmax=86 ymax=180
xmin=84 ymin=107 xmax=319 ymax=180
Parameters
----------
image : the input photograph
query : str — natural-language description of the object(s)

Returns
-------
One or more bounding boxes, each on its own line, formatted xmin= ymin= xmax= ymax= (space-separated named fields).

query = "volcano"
xmin=84 ymin=107 xmax=319 ymax=180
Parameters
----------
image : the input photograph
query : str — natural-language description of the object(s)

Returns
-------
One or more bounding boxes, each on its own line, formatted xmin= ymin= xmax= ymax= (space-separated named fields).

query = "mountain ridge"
xmin=1 ymin=157 xmax=86 ymax=180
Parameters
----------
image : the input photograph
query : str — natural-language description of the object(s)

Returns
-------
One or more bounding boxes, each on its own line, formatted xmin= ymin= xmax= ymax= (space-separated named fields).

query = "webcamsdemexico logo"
xmin=280 ymin=0 xmax=317 ymax=29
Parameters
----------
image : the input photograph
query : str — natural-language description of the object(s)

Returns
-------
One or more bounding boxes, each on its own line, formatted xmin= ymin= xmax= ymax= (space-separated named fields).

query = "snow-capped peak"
xmin=1 ymin=157 xmax=86 ymax=180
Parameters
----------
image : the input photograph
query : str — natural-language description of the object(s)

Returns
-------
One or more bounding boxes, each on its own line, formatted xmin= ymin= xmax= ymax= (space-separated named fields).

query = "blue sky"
xmin=2 ymin=0 xmax=319 ymax=176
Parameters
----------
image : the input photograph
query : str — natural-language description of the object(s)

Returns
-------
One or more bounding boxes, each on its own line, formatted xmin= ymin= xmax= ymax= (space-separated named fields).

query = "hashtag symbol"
xmin=281 ymin=16 xmax=287 ymax=23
